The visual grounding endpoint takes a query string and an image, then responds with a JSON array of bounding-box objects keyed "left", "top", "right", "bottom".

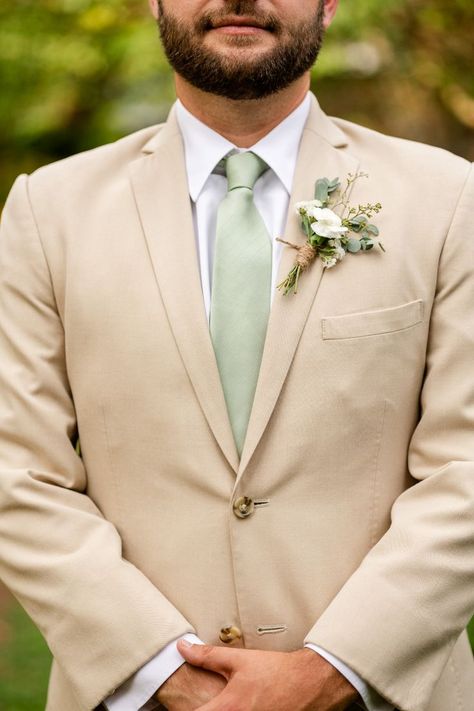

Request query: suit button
[
  {"left": 233, "top": 496, "right": 255, "bottom": 519},
  {"left": 219, "top": 625, "right": 242, "bottom": 644}
]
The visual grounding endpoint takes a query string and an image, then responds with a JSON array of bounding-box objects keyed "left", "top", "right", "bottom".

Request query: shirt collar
[{"left": 175, "top": 92, "right": 311, "bottom": 202}]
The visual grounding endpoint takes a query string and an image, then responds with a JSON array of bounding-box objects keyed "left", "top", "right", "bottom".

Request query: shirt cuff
[
  {"left": 103, "top": 633, "right": 204, "bottom": 711},
  {"left": 304, "top": 644, "right": 394, "bottom": 711}
]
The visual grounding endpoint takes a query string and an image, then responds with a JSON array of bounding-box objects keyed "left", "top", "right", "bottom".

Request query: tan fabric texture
[{"left": 0, "top": 94, "right": 473, "bottom": 711}]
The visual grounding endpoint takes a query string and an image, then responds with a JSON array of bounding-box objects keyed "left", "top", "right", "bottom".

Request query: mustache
[{"left": 197, "top": 1, "right": 281, "bottom": 33}]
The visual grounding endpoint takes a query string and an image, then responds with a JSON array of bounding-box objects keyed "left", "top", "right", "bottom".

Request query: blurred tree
[
  {"left": 0, "top": 0, "right": 174, "bottom": 200},
  {"left": 314, "top": 0, "right": 474, "bottom": 160},
  {"left": 0, "top": 0, "right": 473, "bottom": 204}
]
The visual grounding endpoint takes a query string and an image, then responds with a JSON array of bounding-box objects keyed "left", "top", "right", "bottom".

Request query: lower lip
[{"left": 212, "top": 25, "right": 267, "bottom": 35}]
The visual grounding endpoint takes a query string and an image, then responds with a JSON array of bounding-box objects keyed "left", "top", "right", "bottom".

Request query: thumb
[{"left": 177, "top": 640, "right": 237, "bottom": 677}]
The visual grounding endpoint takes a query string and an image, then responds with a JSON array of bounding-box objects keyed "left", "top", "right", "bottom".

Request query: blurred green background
[
  {"left": 1, "top": 0, "right": 474, "bottom": 207},
  {"left": 0, "top": 0, "right": 473, "bottom": 708}
]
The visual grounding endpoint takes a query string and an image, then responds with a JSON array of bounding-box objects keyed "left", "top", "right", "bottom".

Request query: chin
[{"left": 205, "top": 34, "right": 275, "bottom": 59}]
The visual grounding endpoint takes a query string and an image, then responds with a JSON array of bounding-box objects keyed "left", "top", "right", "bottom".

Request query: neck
[{"left": 175, "top": 74, "right": 311, "bottom": 148}]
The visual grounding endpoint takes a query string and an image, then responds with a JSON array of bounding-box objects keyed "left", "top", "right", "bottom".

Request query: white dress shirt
[{"left": 105, "top": 94, "right": 392, "bottom": 711}]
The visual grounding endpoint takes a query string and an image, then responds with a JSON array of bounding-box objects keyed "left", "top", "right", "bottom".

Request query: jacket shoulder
[{"left": 332, "top": 116, "right": 471, "bottom": 177}]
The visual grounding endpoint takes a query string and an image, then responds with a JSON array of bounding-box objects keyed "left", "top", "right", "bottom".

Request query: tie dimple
[{"left": 225, "top": 151, "right": 268, "bottom": 191}]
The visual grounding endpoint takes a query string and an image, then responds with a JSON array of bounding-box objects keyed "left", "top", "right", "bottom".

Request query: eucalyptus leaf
[
  {"left": 327, "top": 177, "right": 341, "bottom": 194},
  {"left": 347, "top": 238, "right": 362, "bottom": 253},
  {"left": 366, "top": 224, "right": 380, "bottom": 236},
  {"left": 314, "top": 177, "right": 330, "bottom": 203}
]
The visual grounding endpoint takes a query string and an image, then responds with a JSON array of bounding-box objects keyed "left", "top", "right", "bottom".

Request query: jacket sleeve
[
  {"left": 304, "top": 164, "right": 474, "bottom": 711},
  {"left": 0, "top": 175, "right": 195, "bottom": 710}
]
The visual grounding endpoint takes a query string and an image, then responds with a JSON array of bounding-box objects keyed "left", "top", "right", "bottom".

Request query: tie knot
[{"left": 225, "top": 151, "right": 267, "bottom": 192}]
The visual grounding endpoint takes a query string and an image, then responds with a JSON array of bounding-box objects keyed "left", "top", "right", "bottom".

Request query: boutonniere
[{"left": 276, "top": 173, "right": 384, "bottom": 295}]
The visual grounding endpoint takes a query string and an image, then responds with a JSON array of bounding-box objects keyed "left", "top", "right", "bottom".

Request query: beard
[{"left": 156, "top": 0, "right": 326, "bottom": 100}]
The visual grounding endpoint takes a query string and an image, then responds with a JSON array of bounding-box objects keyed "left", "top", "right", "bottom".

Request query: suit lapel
[
  {"left": 237, "top": 99, "right": 360, "bottom": 478},
  {"left": 128, "top": 96, "right": 359, "bottom": 480},
  {"left": 129, "top": 110, "right": 240, "bottom": 474}
]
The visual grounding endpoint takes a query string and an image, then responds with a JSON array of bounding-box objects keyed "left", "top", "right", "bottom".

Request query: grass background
[{"left": 0, "top": 596, "right": 52, "bottom": 711}]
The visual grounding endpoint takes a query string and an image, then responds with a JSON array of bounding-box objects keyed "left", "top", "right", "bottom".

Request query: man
[{"left": 0, "top": 0, "right": 473, "bottom": 710}]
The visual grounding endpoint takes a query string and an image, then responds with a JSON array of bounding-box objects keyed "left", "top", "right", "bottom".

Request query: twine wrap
[
  {"left": 295, "top": 242, "right": 317, "bottom": 270},
  {"left": 276, "top": 238, "right": 317, "bottom": 271}
]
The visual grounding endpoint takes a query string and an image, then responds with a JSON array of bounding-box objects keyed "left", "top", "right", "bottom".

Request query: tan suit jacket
[{"left": 0, "top": 94, "right": 473, "bottom": 711}]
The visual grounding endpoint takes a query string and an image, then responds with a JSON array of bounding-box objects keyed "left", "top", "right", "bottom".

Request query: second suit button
[
  {"left": 233, "top": 496, "right": 255, "bottom": 518},
  {"left": 219, "top": 625, "right": 242, "bottom": 643}
]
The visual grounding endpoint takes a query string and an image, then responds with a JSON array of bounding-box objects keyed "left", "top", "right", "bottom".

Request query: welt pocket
[{"left": 321, "top": 299, "right": 424, "bottom": 340}]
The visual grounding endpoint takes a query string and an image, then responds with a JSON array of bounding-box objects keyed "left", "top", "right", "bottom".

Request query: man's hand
[
  {"left": 155, "top": 660, "right": 226, "bottom": 711},
  {"left": 177, "top": 640, "right": 360, "bottom": 711}
]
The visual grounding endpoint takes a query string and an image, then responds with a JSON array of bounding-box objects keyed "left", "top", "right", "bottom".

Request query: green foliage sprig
[{"left": 277, "top": 173, "right": 384, "bottom": 295}]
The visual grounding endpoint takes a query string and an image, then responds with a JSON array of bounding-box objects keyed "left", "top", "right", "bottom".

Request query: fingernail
[{"left": 180, "top": 639, "right": 193, "bottom": 648}]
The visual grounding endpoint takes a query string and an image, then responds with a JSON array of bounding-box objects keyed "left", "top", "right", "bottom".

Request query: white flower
[
  {"left": 295, "top": 199, "right": 323, "bottom": 216},
  {"left": 322, "top": 256, "right": 338, "bottom": 269},
  {"left": 311, "top": 208, "right": 348, "bottom": 238},
  {"left": 334, "top": 244, "right": 346, "bottom": 261}
]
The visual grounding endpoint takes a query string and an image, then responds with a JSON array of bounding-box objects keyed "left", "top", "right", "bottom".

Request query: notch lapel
[
  {"left": 237, "top": 100, "right": 360, "bottom": 479},
  {"left": 129, "top": 110, "right": 240, "bottom": 474}
]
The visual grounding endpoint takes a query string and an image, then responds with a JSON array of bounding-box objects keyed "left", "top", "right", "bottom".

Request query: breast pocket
[{"left": 321, "top": 299, "right": 424, "bottom": 340}]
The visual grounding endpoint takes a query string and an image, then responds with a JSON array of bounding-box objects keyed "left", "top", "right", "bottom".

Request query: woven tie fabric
[{"left": 210, "top": 151, "right": 272, "bottom": 456}]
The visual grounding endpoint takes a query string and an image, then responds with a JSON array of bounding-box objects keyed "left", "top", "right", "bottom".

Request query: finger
[{"left": 177, "top": 640, "right": 237, "bottom": 677}]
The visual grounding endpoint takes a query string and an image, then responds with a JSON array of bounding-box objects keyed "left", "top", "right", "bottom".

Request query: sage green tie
[{"left": 210, "top": 151, "right": 272, "bottom": 456}]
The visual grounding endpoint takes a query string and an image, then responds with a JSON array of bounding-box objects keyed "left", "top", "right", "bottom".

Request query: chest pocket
[{"left": 321, "top": 299, "right": 424, "bottom": 340}]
